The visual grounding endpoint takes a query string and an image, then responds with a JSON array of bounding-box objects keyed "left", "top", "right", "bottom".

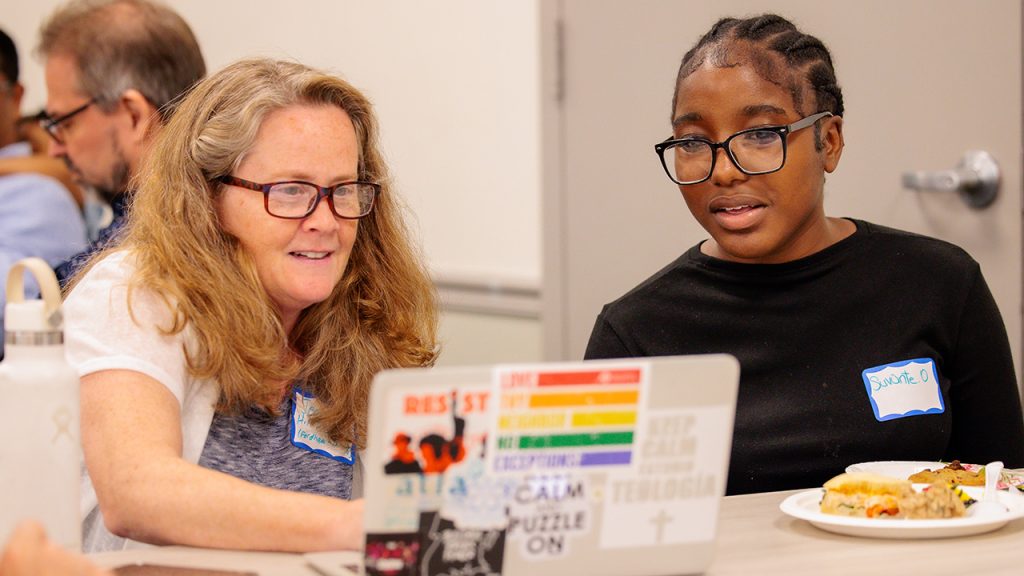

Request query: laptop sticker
[
  {"left": 417, "top": 511, "right": 507, "bottom": 576},
  {"left": 862, "top": 358, "right": 944, "bottom": 421},
  {"left": 600, "top": 406, "right": 731, "bottom": 548},
  {"left": 505, "top": 473, "right": 590, "bottom": 560},
  {"left": 488, "top": 365, "right": 649, "bottom": 475},
  {"left": 379, "top": 385, "right": 494, "bottom": 532},
  {"left": 364, "top": 532, "right": 420, "bottom": 576},
  {"left": 442, "top": 456, "right": 515, "bottom": 530}
]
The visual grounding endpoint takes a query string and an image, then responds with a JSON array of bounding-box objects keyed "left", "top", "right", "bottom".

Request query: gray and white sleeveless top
[{"left": 198, "top": 385, "right": 354, "bottom": 498}]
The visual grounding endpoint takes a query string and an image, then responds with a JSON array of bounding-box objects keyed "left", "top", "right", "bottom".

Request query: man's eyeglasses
[
  {"left": 654, "top": 111, "right": 833, "bottom": 185},
  {"left": 218, "top": 175, "right": 380, "bottom": 220},
  {"left": 39, "top": 98, "right": 96, "bottom": 145}
]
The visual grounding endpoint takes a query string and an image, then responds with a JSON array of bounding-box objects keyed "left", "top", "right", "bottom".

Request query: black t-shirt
[{"left": 585, "top": 219, "right": 1024, "bottom": 495}]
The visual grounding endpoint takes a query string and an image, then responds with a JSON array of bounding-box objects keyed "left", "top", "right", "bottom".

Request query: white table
[{"left": 91, "top": 490, "right": 1024, "bottom": 575}]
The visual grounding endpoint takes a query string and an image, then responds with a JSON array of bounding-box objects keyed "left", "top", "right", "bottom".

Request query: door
[{"left": 543, "top": 0, "right": 1023, "bottom": 391}]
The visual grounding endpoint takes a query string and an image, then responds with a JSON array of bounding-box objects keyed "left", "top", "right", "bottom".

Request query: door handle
[{"left": 901, "top": 150, "right": 1000, "bottom": 209}]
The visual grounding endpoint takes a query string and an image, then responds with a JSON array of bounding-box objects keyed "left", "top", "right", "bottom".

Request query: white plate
[
  {"left": 844, "top": 460, "right": 947, "bottom": 478},
  {"left": 779, "top": 486, "right": 1024, "bottom": 539}
]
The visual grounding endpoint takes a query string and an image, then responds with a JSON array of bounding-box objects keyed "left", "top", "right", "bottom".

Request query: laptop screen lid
[{"left": 356, "top": 354, "right": 739, "bottom": 576}]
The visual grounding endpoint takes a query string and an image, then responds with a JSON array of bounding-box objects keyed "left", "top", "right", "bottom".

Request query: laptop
[{"left": 307, "top": 354, "right": 739, "bottom": 576}]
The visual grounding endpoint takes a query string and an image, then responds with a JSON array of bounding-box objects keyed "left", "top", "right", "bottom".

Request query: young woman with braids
[
  {"left": 63, "top": 59, "right": 437, "bottom": 551},
  {"left": 585, "top": 14, "right": 1024, "bottom": 495}
]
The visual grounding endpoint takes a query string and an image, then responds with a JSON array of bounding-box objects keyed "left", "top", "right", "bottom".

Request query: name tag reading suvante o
[
  {"left": 862, "top": 358, "right": 945, "bottom": 422},
  {"left": 290, "top": 389, "right": 355, "bottom": 463}
]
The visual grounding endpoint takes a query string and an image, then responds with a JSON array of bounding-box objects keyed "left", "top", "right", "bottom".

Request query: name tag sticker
[
  {"left": 862, "top": 358, "right": 944, "bottom": 422},
  {"left": 291, "top": 390, "right": 355, "bottom": 464}
]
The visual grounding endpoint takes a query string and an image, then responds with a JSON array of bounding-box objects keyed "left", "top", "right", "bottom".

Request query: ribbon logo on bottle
[{"left": 52, "top": 406, "right": 74, "bottom": 444}]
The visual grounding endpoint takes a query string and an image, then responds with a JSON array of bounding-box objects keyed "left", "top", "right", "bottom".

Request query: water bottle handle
[{"left": 6, "top": 257, "right": 64, "bottom": 329}]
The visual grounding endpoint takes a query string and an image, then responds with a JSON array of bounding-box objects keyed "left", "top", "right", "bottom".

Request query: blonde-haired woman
[{"left": 64, "top": 58, "right": 437, "bottom": 552}]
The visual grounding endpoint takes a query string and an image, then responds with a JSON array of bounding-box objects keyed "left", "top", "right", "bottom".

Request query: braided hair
[{"left": 672, "top": 14, "right": 844, "bottom": 140}]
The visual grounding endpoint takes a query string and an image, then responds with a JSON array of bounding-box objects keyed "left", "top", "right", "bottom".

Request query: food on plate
[
  {"left": 819, "top": 472, "right": 966, "bottom": 519},
  {"left": 908, "top": 460, "right": 985, "bottom": 486},
  {"left": 900, "top": 483, "right": 971, "bottom": 519},
  {"left": 821, "top": 472, "right": 908, "bottom": 517}
]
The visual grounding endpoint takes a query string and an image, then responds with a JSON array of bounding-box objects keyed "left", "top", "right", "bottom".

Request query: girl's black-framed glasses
[{"left": 655, "top": 111, "right": 833, "bottom": 185}]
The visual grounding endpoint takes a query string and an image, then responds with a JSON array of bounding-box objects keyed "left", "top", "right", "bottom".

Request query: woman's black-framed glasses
[
  {"left": 39, "top": 98, "right": 96, "bottom": 145},
  {"left": 218, "top": 175, "right": 379, "bottom": 220},
  {"left": 654, "top": 111, "right": 833, "bottom": 185}
]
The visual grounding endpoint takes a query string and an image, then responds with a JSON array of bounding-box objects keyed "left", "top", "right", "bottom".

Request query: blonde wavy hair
[{"left": 113, "top": 58, "right": 437, "bottom": 448}]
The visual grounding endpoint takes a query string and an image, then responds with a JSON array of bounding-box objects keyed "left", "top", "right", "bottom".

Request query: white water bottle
[{"left": 0, "top": 257, "right": 81, "bottom": 551}]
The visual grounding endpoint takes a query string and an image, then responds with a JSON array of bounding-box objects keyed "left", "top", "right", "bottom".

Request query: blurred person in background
[
  {"left": 0, "top": 114, "right": 83, "bottom": 208},
  {"left": 0, "top": 27, "right": 85, "bottom": 359},
  {"left": 36, "top": 0, "right": 205, "bottom": 285}
]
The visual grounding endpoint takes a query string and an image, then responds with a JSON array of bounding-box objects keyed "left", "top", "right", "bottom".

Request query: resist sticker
[{"left": 862, "top": 358, "right": 944, "bottom": 422}]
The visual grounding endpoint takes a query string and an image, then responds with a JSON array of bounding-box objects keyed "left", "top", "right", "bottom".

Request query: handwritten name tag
[
  {"left": 291, "top": 390, "right": 355, "bottom": 463},
  {"left": 862, "top": 358, "right": 944, "bottom": 422}
]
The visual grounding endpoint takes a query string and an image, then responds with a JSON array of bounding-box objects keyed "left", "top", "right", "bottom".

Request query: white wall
[{"left": 436, "top": 311, "right": 542, "bottom": 367}]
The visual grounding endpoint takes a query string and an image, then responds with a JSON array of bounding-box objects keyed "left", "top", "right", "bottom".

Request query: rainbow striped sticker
[{"left": 489, "top": 364, "right": 648, "bottom": 474}]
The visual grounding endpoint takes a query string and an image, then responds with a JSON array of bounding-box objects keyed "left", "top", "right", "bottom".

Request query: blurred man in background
[{"left": 37, "top": 0, "right": 205, "bottom": 284}]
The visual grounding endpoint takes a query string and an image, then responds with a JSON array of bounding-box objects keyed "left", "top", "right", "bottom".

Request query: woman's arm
[{"left": 81, "top": 369, "right": 363, "bottom": 551}]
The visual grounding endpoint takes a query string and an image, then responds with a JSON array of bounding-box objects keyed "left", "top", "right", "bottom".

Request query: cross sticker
[{"left": 650, "top": 509, "right": 674, "bottom": 543}]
